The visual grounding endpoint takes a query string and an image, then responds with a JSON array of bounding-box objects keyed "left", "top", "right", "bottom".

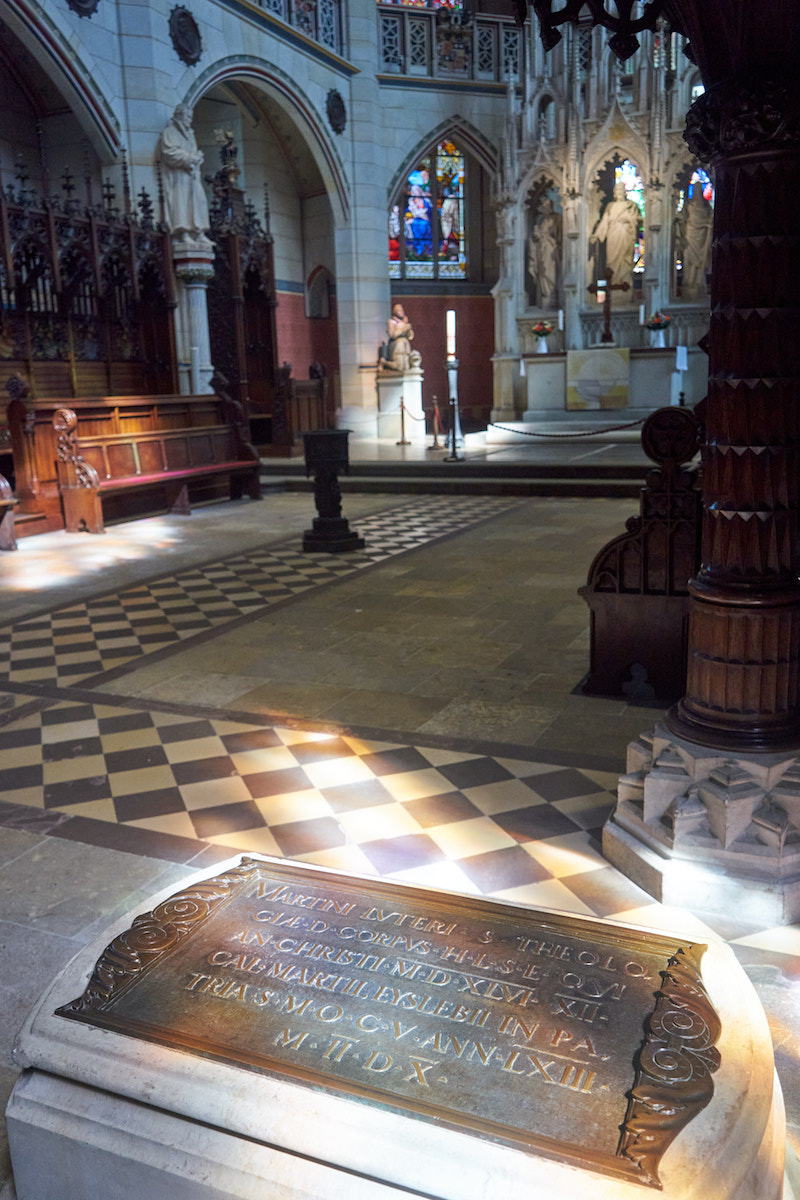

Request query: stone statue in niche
[
  {"left": 159, "top": 105, "right": 210, "bottom": 240},
  {"left": 675, "top": 189, "right": 713, "bottom": 301},
  {"left": 527, "top": 194, "right": 562, "bottom": 308},
  {"left": 590, "top": 180, "right": 641, "bottom": 301},
  {"left": 379, "top": 303, "right": 421, "bottom": 372}
]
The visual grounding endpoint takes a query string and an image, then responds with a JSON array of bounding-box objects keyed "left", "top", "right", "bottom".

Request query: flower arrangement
[
  {"left": 646, "top": 312, "right": 671, "bottom": 331},
  {"left": 531, "top": 320, "right": 553, "bottom": 339}
]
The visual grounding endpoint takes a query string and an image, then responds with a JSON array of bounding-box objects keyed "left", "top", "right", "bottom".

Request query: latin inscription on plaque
[{"left": 58, "top": 858, "right": 720, "bottom": 1187}]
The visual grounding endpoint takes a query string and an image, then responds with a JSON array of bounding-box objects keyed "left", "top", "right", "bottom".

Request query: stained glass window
[{"left": 389, "top": 141, "right": 466, "bottom": 280}]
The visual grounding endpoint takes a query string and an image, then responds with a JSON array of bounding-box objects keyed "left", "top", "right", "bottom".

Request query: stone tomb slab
[{"left": 7, "top": 856, "right": 785, "bottom": 1199}]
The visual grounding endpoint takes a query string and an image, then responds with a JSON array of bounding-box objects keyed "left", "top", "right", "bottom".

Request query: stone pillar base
[
  {"left": 376, "top": 368, "right": 425, "bottom": 442},
  {"left": 604, "top": 722, "right": 800, "bottom": 924}
]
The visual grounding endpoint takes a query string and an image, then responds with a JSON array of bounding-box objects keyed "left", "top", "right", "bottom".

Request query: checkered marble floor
[
  {"left": 0, "top": 497, "right": 517, "bottom": 689},
  {"left": 0, "top": 492, "right": 797, "bottom": 982}
]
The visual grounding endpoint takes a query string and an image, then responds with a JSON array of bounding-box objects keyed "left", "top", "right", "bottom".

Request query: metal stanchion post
[
  {"left": 428, "top": 394, "right": 442, "bottom": 451},
  {"left": 396, "top": 396, "right": 410, "bottom": 446},
  {"left": 443, "top": 358, "right": 463, "bottom": 463}
]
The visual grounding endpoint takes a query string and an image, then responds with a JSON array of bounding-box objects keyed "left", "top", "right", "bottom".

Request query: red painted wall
[
  {"left": 392, "top": 294, "right": 494, "bottom": 429},
  {"left": 275, "top": 290, "right": 341, "bottom": 405}
]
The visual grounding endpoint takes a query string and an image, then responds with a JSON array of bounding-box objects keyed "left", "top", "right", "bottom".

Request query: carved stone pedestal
[
  {"left": 604, "top": 723, "right": 800, "bottom": 925},
  {"left": 376, "top": 366, "right": 425, "bottom": 442},
  {"left": 172, "top": 236, "right": 215, "bottom": 395}
]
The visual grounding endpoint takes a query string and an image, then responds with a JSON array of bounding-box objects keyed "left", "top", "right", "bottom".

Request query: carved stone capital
[{"left": 685, "top": 77, "right": 800, "bottom": 164}]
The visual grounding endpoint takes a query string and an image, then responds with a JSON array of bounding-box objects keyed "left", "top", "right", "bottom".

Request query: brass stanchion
[{"left": 396, "top": 396, "right": 410, "bottom": 446}]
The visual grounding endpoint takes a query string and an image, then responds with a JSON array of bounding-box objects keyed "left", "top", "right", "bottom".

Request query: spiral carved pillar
[
  {"left": 666, "top": 80, "right": 800, "bottom": 751},
  {"left": 603, "top": 77, "right": 800, "bottom": 922}
]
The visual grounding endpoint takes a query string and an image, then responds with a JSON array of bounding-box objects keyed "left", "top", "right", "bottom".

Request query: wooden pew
[
  {"left": 50, "top": 390, "right": 261, "bottom": 534},
  {"left": 0, "top": 473, "right": 17, "bottom": 550}
]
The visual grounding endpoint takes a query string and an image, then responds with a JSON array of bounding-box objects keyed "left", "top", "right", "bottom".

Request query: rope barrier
[{"left": 488, "top": 418, "right": 645, "bottom": 440}]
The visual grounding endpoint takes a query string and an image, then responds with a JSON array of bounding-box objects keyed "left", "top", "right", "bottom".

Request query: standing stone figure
[
  {"left": 676, "top": 188, "right": 713, "bottom": 301},
  {"left": 590, "top": 180, "right": 641, "bottom": 299},
  {"left": 379, "top": 303, "right": 419, "bottom": 372},
  {"left": 159, "top": 105, "right": 210, "bottom": 238},
  {"left": 527, "top": 195, "right": 562, "bottom": 308}
]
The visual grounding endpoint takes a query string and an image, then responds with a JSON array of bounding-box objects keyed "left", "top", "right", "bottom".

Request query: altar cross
[{"left": 587, "top": 268, "right": 630, "bottom": 343}]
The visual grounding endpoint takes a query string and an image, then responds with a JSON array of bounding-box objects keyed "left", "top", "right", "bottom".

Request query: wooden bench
[
  {"left": 0, "top": 473, "right": 17, "bottom": 550},
  {"left": 52, "top": 396, "right": 261, "bottom": 534}
]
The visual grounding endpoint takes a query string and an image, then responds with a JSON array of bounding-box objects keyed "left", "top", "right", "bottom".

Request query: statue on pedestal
[
  {"left": 527, "top": 196, "right": 562, "bottom": 308},
  {"left": 590, "top": 181, "right": 641, "bottom": 301},
  {"left": 379, "top": 303, "right": 420, "bottom": 372},
  {"left": 675, "top": 189, "right": 713, "bottom": 301},
  {"left": 159, "top": 105, "right": 210, "bottom": 239}
]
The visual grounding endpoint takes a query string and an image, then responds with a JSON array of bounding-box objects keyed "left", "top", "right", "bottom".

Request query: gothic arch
[
  {"left": 185, "top": 58, "right": 349, "bottom": 223},
  {"left": 2, "top": 0, "right": 121, "bottom": 158},
  {"left": 387, "top": 117, "right": 497, "bottom": 207}
]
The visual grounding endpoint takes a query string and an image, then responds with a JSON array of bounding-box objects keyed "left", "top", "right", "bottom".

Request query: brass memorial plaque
[{"left": 57, "top": 857, "right": 720, "bottom": 1188}]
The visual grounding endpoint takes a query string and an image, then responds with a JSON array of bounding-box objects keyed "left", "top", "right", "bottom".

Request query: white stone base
[
  {"left": 605, "top": 722, "right": 800, "bottom": 924},
  {"left": 376, "top": 368, "right": 426, "bottom": 443},
  {"left": 6, "top": 859, "right": 786, "bottom": 1200}
]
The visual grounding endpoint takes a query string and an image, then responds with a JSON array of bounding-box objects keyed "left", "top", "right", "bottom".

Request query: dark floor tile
[
  {"left": 105, "top": 744, "right": 169, "bottom": 774},
  {"left": 492, "top": 805, "right": 581, "bottom": 842},
  {"left": 558, "top": 866, "right": 652, "bottom": 918},
  {"left": 289, "top": 737, "right": 359, "bottom": 764},
  {"left": 158, "top": 719, "right": 217, "bottom": 744},
  {"left": 457, "top": 845, "right": 551, "bottom": 893},
  {"left": 220, "top": 728, "right": 282, "bottom": 753},
  {"left": 270, "top": 817, "right": 346, "bottom": 857},
  {"left": 358, "top": 747, "right": 436, "bottom": 776},
  {"left": 138, "top": 631, "right": 180, "bottom": 645},
  {"left": 525, "top": 768, "right": 614, "bottom": 803},
  {"left": 43, "top": 774, "right": 109, "bottom": 808},
  {"left": 0, "top": 726, "right": 43, "bottom": 750},
  {"left": 1, "top": 763, "right": 44, "bottom": 790},
  {"left": 12, "top": 656, "right": 57, "bottom": 672},
  {"left": 49, "top": 815, "right": 204, "bottom": 861},
  {"left": 172, "top": 755, "right": 237, "bottom": 784},
  {"left": 552, "top": 797, "right": 615, "bottom": 830},
  {"left": 59, "top": 661, "right": 104, "bottom": 677},
  {"left": 41, "top": 704, "right": 98, "bottom": 726},
  {"left": 0, "top": 804, "right": 70, "bottom": 834},
  {"left": 190, "top": 800, "right": 267, "bottom": 839},
  {"left": 97, "top": 712, "right": 155, "bottom": 734},
  {"left": 360, "top": 833, "right": 446, "bottom": 874},
  {"left": 437, "top": 757, "right": 515, "bottom": 790},
  {"left": 114, "top": 787, "right": 186, "bottom": 823},
  {"left": 42, "top": 736, "right": 103, "bottom": 763},
  {"left": 402, "top": 791, "right": 482, "bottom": 828},
  {"left": 321, "top": 778, "right": 395, "bottom": 812},
  {"left": 243, "top": 766, "right": 314, "bottom": 799}
]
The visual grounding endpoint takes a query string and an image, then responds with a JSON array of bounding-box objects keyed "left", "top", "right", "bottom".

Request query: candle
[
  {"left": 446, "top": 310, "right": 456, "bottom": 360},
  {"left": 558, "top": 308, "right": 564, "bottom": 331},
  {"left": 675, "top": 345, "right": 688, "bottom": 373},
  {"left": 639, "top": 304, "right": 646, "bottom": 325}
]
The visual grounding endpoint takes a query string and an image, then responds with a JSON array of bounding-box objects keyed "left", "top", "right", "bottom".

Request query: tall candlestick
[
  {"left": 639, "top": 303, "right": 646, "bottom": 325},
  {"left": 446, "top": 309, "right": 456, "bottom": 360},
  {"left": 558, "top": 308, "right": 564, "bottom": 331}
]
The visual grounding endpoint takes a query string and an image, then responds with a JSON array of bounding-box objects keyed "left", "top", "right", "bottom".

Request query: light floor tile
[
  {"left": 162, "top": 736, "right": 228, "bottom": 764},
  {"left": 179, "top": 776, "right": 254, "bottom": 811},
  {"left": 41, "top": 719, "right": 99, "bottom": 743},
  {"left": 388, "top": 861, "right": 482, "bottom": 896},
  {"left": 523, "top": 833, "right": 607, "bottom": 878},
  {"left": 43, "top": 756, "right": 108, "bottom": 785},
  {"left": 100, "top": 729, "right": 162, "bottom": 753},
  {"left": 2, "top": 745, "right": 43, "bottom": 767},
  {"left": 379, "top": 768, "right": 455, "bottom": 803},
  {"left": 254, "top": 789, "right": 332, "bottom": 827},
  {"left": 603, "top": 903, "right": 720, "bottom": 942},
  {"left": 107, "top": 764, "right": 177, "bottom": 796},
  {"left": 229, "top": 746, "right": 299, "bottom": 775},
  {"left": 416, "top": 747, "right": 481, "bottom": 768},
  {"left": 337, "top": 803, "right": 424, "bottom": 844},
  {"left": 128, "top": 812, "right": 197, "bottom": 839},
  {"left": 57, "top": 798, "right": 118, "bottom": 823},
  {"left": 426, "top": 816, "right": 518, "bottom": 859},
  {"left": 302, "top": 756, "right": 377, "bottom": 790},
  {"left": 494, "top": 757, "right": 562, "bottom": 778},
  {"left": 275, "top": 728, "right": 342, "bottom": 746},
  {"left": 491, "top": 879, "right": 598, "bottom": 915},
  {"left": 294, "top": 845, "right": 379, "bottom": 874},
  {"left": 462, "top": 778, "right": 547, "bottom": 815},
  {"left": 731, "top": 926, "right": 800, "bottom": 955},
  {"left": 3, "top": 788, "right": 45, "bottom": 808},
  {"left": 206, "top": 828, "right": 283, "bottom": 856},
  {"left": 342, "top": 737, "right": 404, "bottom": 755}
]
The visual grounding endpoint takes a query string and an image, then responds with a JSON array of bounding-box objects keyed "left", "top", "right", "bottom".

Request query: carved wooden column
[{"left": 666, "top": 80, "right": 800, "bottom": 752}]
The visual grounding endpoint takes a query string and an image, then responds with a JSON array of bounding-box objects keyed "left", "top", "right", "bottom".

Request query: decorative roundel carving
[
  {"left": 326, "top": 90, "right": 347, "bottom": 135},
  {"left": 66, "top": 0, "right": 100, "bottom": 16},
  {"left": 641, "top": 406, "right": 700, "bottom": 468},
  {"left": 169, "top": 6, "right": 203, "bottom": 66}
]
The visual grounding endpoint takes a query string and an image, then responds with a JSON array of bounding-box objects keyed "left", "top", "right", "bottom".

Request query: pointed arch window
[{"left": 389, "top": 140, "right": 466, "bottom": 280}]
